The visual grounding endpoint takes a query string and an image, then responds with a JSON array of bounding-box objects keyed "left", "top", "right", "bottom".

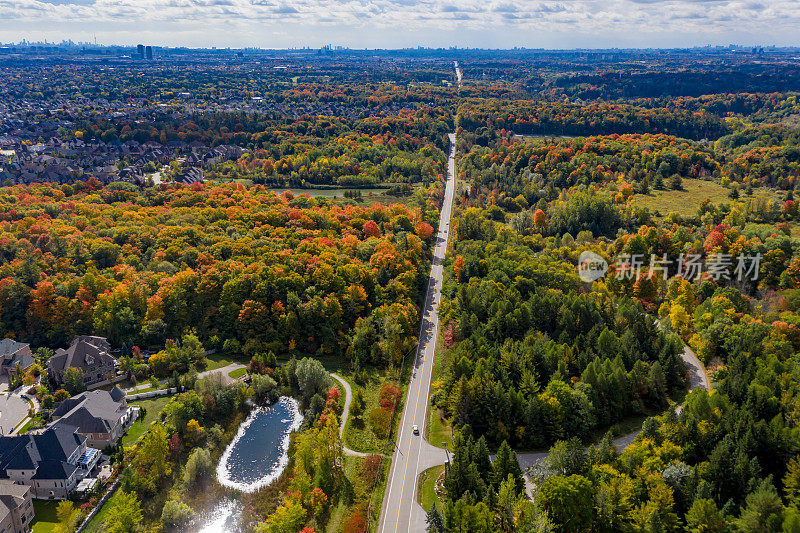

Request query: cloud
[{"left": 2, "top": 0, "right": 799, "bottom": 47}]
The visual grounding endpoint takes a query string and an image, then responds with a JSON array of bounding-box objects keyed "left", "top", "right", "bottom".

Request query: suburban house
[
  {"left": 0, "top": 340, "right": 34, "bottom": 379},
  {"left": 0, "top": 482, "right": 33, "bottom": 533},
  {"left": 47, "top": 336, "right": 117, "bottom": 388},
  {"left": 50, "top": 387, "right": 133, "bottom": 448},
  {"left": 0, "top": 425, "right": 99, "bottom": 500}
]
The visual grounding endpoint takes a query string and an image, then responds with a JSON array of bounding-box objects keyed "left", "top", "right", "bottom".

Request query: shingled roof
[
  {"left": 0, "top": 425, "right": 85, "bottom": 481},
  {"left": 51, "top": 389, "right": 128, "bottom": 435},
  {"left": 47, "top": 336, "right": 116, "bottom": 376}
]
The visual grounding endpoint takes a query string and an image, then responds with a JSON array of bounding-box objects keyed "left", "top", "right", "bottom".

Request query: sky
[{"left": 0, "top": 0, "right": 797, "bottom": 49}]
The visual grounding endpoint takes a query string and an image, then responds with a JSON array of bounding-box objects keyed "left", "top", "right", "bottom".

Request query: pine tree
[
  {"left": 426, "top": 502, "right": 444, "bottom": 533},
  {"left": 473, "top": 436, "right": 492, "bottom": 479},
  {"left": 492, "top": 440, "right": 524, "bottom": 494}
]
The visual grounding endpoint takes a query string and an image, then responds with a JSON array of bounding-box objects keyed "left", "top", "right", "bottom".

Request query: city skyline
[{"left": 0, "top": 0, "right": 797, "bottom": 50}]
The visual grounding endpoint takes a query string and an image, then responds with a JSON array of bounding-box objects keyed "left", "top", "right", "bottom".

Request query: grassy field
[
  {"left": 426, "top": 288, "right": 454, "bottom": 451},
  {"left": 417, "top": 465, "right": 445, "bottom": 512},
  {"left": 632, "top": 179, "right": 731, "bottom": 217},
  {"left": 266, "top": 187, "right": 390, "bottom": 198},
  {"left": 326, "top": 454, "right": 361, "bottom": 533},
  {"left": 204, "top": 352, "right": 238, "bottom": 370},
  {"left": 31, "top": 500, "right": 60, "bottom": 533},
  {"left": 632, "top": 179, "right": 786, "bottom": 218},
  {"left": 122, "top": 395, "right": 172, "bottom": 446},
  {"left": 343, "top": 372, "right": 398, "bottom": 455},
  {"left": 228, "top": 367, "right": 247, "bottom": 379}
]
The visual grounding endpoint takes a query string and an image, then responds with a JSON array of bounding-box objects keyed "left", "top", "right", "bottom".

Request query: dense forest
[
  {"left": 0, "top": 180, "right": 441, "bottom": 368},
  {"left": 7, "top": 49, "right": 800, "bottom": 533},
  {"left": 428, "top": 85, "right": 800, "bottom": 530}
]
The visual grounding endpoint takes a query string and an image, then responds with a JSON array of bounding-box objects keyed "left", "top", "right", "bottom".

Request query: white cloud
[{"left": 0, "top": 0, "right": 797, "bottom": 47}]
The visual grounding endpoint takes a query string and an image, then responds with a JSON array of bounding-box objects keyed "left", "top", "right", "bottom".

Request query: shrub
[
  {"left": 369, "top": 408, "right": 390, "bottom": 439},
  {"left": 184, "top": 447, "right": 213, "bottom": 486},
  {"left": 162, "top": 500, "right": 195, "bottom": 528}
]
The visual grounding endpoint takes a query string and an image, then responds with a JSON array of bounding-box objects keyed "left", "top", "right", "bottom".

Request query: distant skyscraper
[
  {"left": 145, "top": 46, "right": 153, "bottom": 60},
  {"left": 136, "top": 44, "right": 144, "bottom": 59}
]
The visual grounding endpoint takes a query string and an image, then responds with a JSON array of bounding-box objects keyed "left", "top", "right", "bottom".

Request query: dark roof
[
  {"left": 0, "top": 338, "right": 28, "bottom": 357},
  {"left": 31, "top": 425, "right": 84, "bottom": 462},
  {"left": 1, "top": 351, "right": 34, "bottom": 370},
  {"left": 48, "top": 336, "right": 116, "bottom": 376},
  {"left": 0, "top": 483, "right": 30, "bottom": 517},
  {"left": 0, "top": 426, "right": 85, "bottom": 481},
  {"left": 51, "top": 390, "right": 128, "bottom": 435},
  {"left": 109, "top": 386, "right": 125, "bottom": 402},
  {"left": 31, "top": 460, "right": 78, "bottom": 480}
]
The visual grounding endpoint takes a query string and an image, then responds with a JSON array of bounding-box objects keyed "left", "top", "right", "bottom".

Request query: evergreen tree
[
  {"left": 426, "top": 502, "right": 444, "bottom": 533},
  {"left": 492, "top": 440, "right": 524, "bottom": 494}
]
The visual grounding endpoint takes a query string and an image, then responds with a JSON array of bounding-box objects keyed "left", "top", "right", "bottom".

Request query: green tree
[
  {"left": 258, "top": 499, "right": 306, "bottom": 533},
  {"left": 734, "top": 483, "right": 784, "bottom": 533},
  {"left": 686, "top": 498, "right": 727, "bottom": 533},
  {"left": 498, "top": 474, "right": 518, "bottom": 531},
  {"left": 426, "top": 502, "right": 445, "bottom": 533},
  {"left": 162, "top": 500, "right": 195, "bottom": 529},
  {"left": 104, "top": 491, "right": 143, "bottom": 533},
  {"left": 63, "top": 367, "right": 86, "bottom": 395},
  {"left": 184, "top": 447, "right": 213, "bottom": 486},
  {"left": 53, "top": 501, "right": 80, "bottom": 533},
  {"left": 537, "top": 474, "right": 594, "bottom": 533},
  {"left": 251, "top": 373, "right": 278, "bottom": 403},
  {"left": 492, "top": 440, "right": 524, "bottom": 494}
]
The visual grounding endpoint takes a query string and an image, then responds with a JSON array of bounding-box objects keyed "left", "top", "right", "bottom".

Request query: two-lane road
[{"left": 378, "top": 133, "right": 456, "bottom": 533}]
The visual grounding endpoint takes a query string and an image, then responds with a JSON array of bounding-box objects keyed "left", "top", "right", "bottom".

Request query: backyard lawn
[
  {"left": 31, "top": 500, "right": 60, "bottom": 533},
  {"left": 83, "top": 489, "right": 126, "bottom": 533},
  {"left": 122, "top": 395, "right": 172, "bottom": 446}
]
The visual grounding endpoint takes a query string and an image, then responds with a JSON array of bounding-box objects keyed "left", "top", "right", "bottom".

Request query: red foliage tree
[{"left": 363, "top": 220, "right": 381, "bottom": 238}]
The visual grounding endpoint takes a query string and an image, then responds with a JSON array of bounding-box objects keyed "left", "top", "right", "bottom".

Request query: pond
[
  {"left": 217, "top": 396, "right": 303, "bottom": 492},
  {"left": 191, "top": 397, "right": 302, "bottom": 532},
  {"left": 194, "top": 499, "right": 243, "bottom": 533}
]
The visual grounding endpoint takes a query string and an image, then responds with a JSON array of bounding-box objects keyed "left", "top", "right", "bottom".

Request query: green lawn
[
  {"left": 31, "top": 500, "right": 60, "bottom": 533},
  {"left": 83, "top": 489, "right": 125, "bottom": 533},
  {"left": 326, "top": 454, "right": 361, "bottom": 533},
  {"left": 122, "top": 395, "right": 172, "bottom": 446},
  {"left": 417, "top": 465, "right": 445, "bottom": 512},
  {"left": 426, "top": 319, "right": 454, "bottom": 451},
  {"left": 228, "top": 367, "right": 247, "bottom": 379},
  {"left": 204, "top": 352, "right": 237, "bottom": 370}
]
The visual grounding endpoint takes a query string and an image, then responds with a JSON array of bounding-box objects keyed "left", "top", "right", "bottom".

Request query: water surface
[{"left": 216, "top": 396, "right": 303, "bottom": 492}]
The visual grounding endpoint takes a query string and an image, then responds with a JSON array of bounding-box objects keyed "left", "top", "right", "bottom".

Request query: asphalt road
[
  {"left": 0, "top": 393, "right": 29, "bottom": 435},
  {"left": 377, "top": 133, "right": 456, "bottom": 533},
  {"left": 374, "top": 131, "right": 712, "bottom": 523}
]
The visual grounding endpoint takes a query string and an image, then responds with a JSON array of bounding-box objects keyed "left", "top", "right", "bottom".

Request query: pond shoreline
[{"left": 192, "top": 396, "right": 303, "bottom": 532}]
